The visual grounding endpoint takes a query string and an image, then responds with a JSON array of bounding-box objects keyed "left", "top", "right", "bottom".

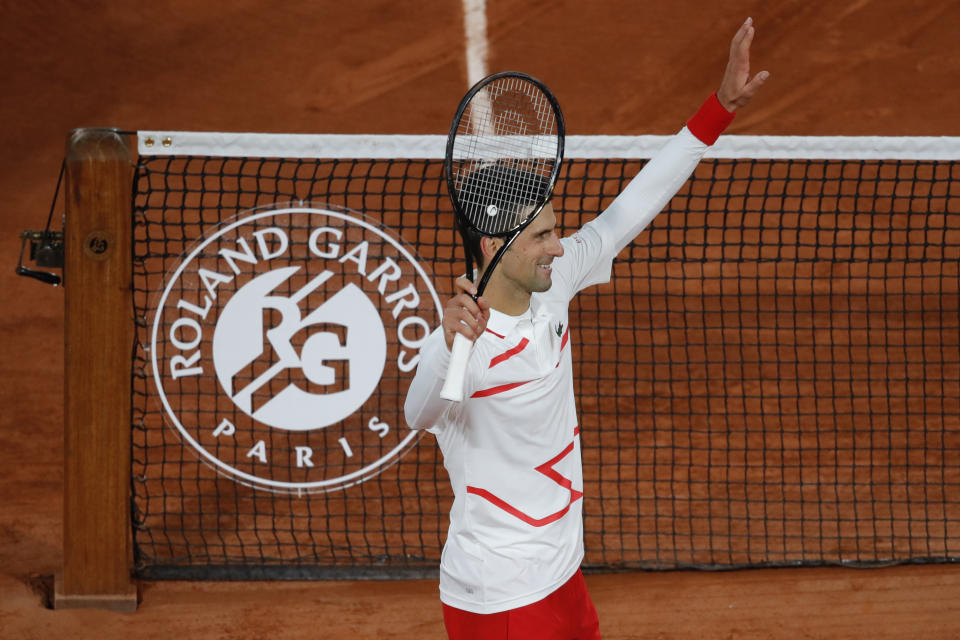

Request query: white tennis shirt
[{"left": 405, "top": 99, "right": 733, "bottom": 614}]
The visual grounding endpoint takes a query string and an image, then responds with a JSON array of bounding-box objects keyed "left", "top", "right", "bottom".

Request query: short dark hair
[{"left": 456, "top": 163, "right": 548, "bottom": 270}]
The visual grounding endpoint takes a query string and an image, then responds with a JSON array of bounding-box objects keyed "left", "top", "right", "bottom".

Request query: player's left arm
[{"left": 586, "top": 17, "right": 770, "bottom": 258}]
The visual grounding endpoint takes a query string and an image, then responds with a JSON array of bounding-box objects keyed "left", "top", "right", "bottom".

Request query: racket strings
[{"left": 452, "top": 76, "right": 560, "bottom": 236}]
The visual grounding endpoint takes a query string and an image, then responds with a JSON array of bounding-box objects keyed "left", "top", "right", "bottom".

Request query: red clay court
[{"left": 2, "top": 2, "right": 960, "bottom": 638}]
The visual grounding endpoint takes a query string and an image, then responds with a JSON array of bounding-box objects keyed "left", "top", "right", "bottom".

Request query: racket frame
[
  {"left": 444, "top": 70, "right": 565, "bottom": 295},
  {"left": 439, "top": 71, "right": 565, "bottom": 401}
]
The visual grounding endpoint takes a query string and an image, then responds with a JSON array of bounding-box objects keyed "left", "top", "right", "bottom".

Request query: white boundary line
[
  {"left": 462, "top": 0, "right": 488, "bottom": 86},
  {"left": 138, "top": 131, "right": 960, "bottom": 160}
]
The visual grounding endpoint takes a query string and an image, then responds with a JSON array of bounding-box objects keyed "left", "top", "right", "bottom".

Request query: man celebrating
[{"left": 405, "top": 18, "right": 769, "bottom": 640}]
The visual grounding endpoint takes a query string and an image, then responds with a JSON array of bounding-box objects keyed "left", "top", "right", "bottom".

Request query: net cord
[{"left": 137, "top": 132, "right": 960, "bottom": 160}]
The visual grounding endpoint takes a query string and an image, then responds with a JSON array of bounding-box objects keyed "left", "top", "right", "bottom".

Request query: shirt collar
[
  {"left": 485, "top": 306, "right": 532, "bottom": 338},
  {"left": 485, "top": 296, "right": 555, "bottom": 338}
]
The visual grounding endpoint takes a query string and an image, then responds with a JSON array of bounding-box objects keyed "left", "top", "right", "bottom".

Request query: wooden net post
[{"left": 53, "top": 128, "right": 138, "bottom": 612}]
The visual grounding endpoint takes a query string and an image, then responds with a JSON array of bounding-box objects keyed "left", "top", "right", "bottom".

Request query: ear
[{"left": 479, "top": 235, "right": 503, "bottom": 266}]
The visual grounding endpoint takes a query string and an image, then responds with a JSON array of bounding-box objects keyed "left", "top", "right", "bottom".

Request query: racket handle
[{"left": 439, "top": 332, "right": 473, "bottom": 402}]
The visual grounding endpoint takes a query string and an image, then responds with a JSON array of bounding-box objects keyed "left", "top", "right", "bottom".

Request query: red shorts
[{"left": 441, "top": 569, "right": 601, "bottom": 640}]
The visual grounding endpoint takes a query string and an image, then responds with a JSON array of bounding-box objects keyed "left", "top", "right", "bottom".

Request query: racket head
[{"left": 444, "top": 71, "right": 565, "bottom": 241}]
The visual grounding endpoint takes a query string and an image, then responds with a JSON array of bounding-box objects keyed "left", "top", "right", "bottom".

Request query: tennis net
[{"left": 130, "top": 132, "right": 960, "bottom": 578}]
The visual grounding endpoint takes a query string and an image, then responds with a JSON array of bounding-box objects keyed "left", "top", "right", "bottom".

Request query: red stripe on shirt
[
  {"left": 485, "top": 328, "right": 506, "bottom": 339},
  {"left": 489, "top": 338, "right": 529, "bottom": 368},
  {"left": 534, "top": 441, "right": 584, "bottom": 502},
  {"left": 469, "top": 379, "right": 534, "bottom": 398},
  {"left": 465, "top": 486, "right": 579, "bottom": 528},
  {"left": 555, "top": 326, "right": 571, "bottom": 368},
  {"left": 465, "top": 429, "right": 583, "bottom": 527}
]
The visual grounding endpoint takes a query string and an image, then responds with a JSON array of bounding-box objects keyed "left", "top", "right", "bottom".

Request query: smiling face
[{"left": 480, "top": 203, "right": 564, "bottom": 312}]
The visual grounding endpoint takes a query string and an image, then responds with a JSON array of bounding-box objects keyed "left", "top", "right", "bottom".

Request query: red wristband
[{"left": 686, "top": 92, "right": 735, "bottom": 145}]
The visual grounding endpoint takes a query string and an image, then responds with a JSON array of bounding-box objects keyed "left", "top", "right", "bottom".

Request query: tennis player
[{"left": 405, "top": 18, "right": 768, "bottom": 640}]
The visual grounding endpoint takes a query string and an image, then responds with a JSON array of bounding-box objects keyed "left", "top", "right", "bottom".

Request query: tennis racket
[{"left": 439, "top": 71, "right": 565, "bottom": 401}]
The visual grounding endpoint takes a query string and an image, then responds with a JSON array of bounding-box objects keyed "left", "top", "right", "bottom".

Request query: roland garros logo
[{"left": 150, "top": 205, "right": 441, "bottom": 493}]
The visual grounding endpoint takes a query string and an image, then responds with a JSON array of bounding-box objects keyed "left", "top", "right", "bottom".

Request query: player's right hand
[{"left": 442, "top": 277, "right": 490, "bottom": 350}]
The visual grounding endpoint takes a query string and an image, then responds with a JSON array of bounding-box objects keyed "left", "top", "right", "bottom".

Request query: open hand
[{"left": 717, "top": 17, "right": 770, "bottom": 112}]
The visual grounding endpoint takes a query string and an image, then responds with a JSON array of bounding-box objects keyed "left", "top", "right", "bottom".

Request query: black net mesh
[{"left": 131, "top": 150, "right": 960, "bottom": 578}]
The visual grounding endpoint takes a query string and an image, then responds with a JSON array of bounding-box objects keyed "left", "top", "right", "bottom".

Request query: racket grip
[{"left": 439, "top": 332, "right": 473, "bottom": 402}]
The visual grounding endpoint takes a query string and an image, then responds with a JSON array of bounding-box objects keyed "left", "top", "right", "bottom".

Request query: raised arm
[{"left": 587, "top": 18, "right": 769, "bottom": 256}]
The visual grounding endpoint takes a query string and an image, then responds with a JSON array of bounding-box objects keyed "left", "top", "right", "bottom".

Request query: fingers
[
  {"left": 743, "top": 70, "right": 770, "bottom": 99},
  {"left": 729, "top": 18, "right": 754, "bottom": 76},
  {"left": 442, "top": 285, "right": 490, "bottom": 349},
  {"left": 442, "top": 306, "right": 488, "bottom": 348},
  {"left": 730, "top": 16, "right": 753, "bottom": 58},
  {"left": 453, "top": 275, "right": 478, "bottom": 297},
  {"left": 717, "top": 17, "right": 769, "bottom": 111},
  {"left": 723, "top": 69, "right": 769, "bottom": 110}
]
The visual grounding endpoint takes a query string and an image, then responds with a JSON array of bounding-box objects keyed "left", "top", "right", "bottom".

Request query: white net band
[{"left": 138, "top": 131, "right": 960, "bottom": 160}]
